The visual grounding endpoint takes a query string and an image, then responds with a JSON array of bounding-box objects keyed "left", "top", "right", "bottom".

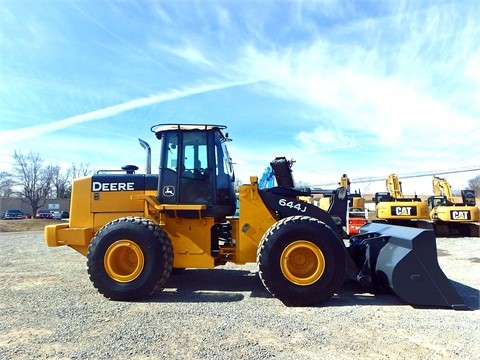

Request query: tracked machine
[
  {"left": 45, "top": 124, "right": 467, "bottom": 309},
  {"left": 373, "top": 174, "right": 432, "bottom": 229},
  {"left": 427, "top": 176, "right": 480, "bottom": 237}
]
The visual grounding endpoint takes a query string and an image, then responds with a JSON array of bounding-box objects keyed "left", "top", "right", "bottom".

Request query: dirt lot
[
  {"left": 1, "top": 219, "right": 480, "bottom": 359},
  {"left": 0, "top": 219, "right": 64, "bottom": 233}
]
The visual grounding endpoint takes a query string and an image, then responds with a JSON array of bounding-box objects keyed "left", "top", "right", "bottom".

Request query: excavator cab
[
  {"left": 373, "top": 192, "right": 392, "bottom": 203},
  {"left": 153, "top": 124, "right": 236, "bottom": 218},
  {"left": 462, "top": 190, "right": 476, "bottom": 206},
  {"left": 427, "top": 195, "right": 448, "bottom": 210}
]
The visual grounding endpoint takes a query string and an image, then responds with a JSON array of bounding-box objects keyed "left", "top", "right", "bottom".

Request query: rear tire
[
  {"left": 87, "top": 217, "right": 173, "bottom": 301},
  {"left": 257, "top": 216, "right": 346, "bottom": 306}
]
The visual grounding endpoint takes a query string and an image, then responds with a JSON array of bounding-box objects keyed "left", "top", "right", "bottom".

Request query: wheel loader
[{"left": 45, "top": 124, "right": 468, "bottom": 309}]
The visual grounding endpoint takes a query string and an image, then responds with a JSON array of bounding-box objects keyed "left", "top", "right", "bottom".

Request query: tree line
[
  {"left": 466, "top": 175, "right": 480, "bottom": 194},
  {"left": 0, "top": 150, "right": 93, "bottom": 217}
]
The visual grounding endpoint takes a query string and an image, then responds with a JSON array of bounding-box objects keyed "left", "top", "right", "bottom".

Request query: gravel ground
[{"left": 0, "top": 231, "right": 479, "bottom": 359}]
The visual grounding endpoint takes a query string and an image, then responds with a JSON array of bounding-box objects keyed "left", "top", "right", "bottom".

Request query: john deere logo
[
  {"left": 391, "top": 206, "right": 417, "bottom": 216},
  {"left": 163, "top": 186, "right": 175, "bottom": 197},
  {"left": 450, "top": 211, "right": 471, "bottom": 220}
]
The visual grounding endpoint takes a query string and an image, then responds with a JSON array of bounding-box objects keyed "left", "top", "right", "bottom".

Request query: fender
[{"left": 258, "top": 186, "right": 347, "bottom": 238}]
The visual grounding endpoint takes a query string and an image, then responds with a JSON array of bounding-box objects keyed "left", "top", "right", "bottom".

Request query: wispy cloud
[
  {"left": 154, "top": 43, "right": 214, "bottom": 67},
  {"left": 231, "top": 3, "right": 480, "bottom": 148},
  {"left": 1, "top": 1, "right": 478, "bottom": 194},
  {"left": 1, "top": 80, "right": 261, "bottom": 145}
]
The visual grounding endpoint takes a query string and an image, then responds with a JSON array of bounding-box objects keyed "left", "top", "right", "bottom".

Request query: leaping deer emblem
[{"left": 163, "top": 186, "right": 175, "bottom": 197}]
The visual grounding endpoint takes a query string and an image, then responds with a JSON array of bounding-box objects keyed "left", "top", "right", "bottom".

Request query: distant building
[{"left": 0, "top": 197, "right": 71, "bottom": 217}]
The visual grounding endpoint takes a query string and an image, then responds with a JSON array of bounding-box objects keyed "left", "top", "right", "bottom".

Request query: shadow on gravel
[
  {"left": 450, "top": 280, "right": 479, "bottom": 310},
  {"left": 329, "top": 279, "right": 479, "bottom": 311},
  {"left": 145, "top": 268, "right": 476, "bottom": 309},
  {"left": 147, "top": 268, "right": 269, "bottom": 303},
  {"left": 325, "top": 281, "right": 406, "bottom": 307}
]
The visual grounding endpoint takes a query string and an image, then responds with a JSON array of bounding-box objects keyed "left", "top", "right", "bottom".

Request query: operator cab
[
  {"left": 462, "top": 189, "right": 476, "bottom": 206},
  {"left": 427, "top": 195, "right": 448, "bottom": 210},
  {"left": 152, "top": 124, "right": 236, "bottom": 218},
  {"left": 373, "top": 192, "right": 392, "bottom": 204}
]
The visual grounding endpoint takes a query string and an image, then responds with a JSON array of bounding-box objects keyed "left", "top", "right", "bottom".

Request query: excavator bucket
[{"left": 352, "top": 222, "right": 469, "bottom": 310}]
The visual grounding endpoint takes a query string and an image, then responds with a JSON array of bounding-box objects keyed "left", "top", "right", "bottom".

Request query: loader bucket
[{"left": 357, "top": 222, "right": 469, "bottom": 310}]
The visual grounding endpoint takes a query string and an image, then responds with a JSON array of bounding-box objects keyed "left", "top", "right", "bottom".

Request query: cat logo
[
  {"left": 163, "top": 186, "right": 175, "bottom": 197},
  {"left": 392, "top": 206, "right": 417, "bottom": 216},
  {"left": 451, "top": 211, "right": 471, "bottom": 220}
]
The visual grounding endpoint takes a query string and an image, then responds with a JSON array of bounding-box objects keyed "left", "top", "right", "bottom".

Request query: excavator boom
[
  {"left": 386, "top": 173, "right": 404, "bottom": 199},
  {"left": 432, "top": 176, "right": 455, "bottom": 203}
]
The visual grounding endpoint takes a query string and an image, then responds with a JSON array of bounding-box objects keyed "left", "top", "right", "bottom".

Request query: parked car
[
  {"left": 61, "top": 211, "right": 69, "bottom": 219},
  {"left": 36, "top": 209, "right": 53, "bottom": 219},
  {"left": 51, "top": 211, "right": 62, "bottom": 220},
  {"left": 4, "top": 209, "right": 24, "bottom": 220}
]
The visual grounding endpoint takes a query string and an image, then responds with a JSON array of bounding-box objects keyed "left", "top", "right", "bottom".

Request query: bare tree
[
  {"left": 296, "top": 180, "right": 310, "bottom": 188},
  {"left": 61, "top": 163, "right": 93, "bottom": 197},
  {"left": 69, "top": 163, "right": 92, "bottom": 179},
  {"left": 0, "top": 171, "right": 14, "bottom": 197},
  {"left": 234, "top": 178, "right": 243, "bottom": 193},
  {"left": 467, "top": 175, "right": 480, "bottom": 194},
  {"left": 12, "top": 150, "right": 54, "bottom": 217},
  {"left": 48, "top": 164, "right": 70, "bottom": 199}
]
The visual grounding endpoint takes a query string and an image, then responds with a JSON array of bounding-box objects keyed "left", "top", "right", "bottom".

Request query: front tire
[
  {"left": 257, "top": 216, "right": 346, "bottom": 306},
  {"left": 87, "top": 217, "right": 173, "bottom": 301}
]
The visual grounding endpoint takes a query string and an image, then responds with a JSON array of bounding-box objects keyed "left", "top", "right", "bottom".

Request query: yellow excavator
[
  {"left": 314, "top": 174, "right": 368, "bottom": 236},
  {"left": 373, "top": 174, "right": 432, "bottom": 229},
  {"left": 427, "top": 176, "right": 480, "bottom": 237},
  {"left": 339, "top": 174, "right": 365, "bottom": 211},
  {"left": 338, "top": 174, "right": 368, "bottom": 235}
]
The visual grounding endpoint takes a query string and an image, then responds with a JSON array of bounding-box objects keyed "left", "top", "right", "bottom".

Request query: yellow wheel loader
[{"left": 45, "top": 124, "right": 467, "bottom": 309}]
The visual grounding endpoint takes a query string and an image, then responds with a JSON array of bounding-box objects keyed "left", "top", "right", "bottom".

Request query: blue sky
[{"left": 1, "top": 0, "right": 479, "bottom": 195}]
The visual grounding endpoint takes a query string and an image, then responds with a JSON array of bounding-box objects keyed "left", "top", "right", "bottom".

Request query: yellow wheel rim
[
  {"left": 280, "top": 240, "right": 325, "bottom": 286},
  {"left": 104, "top": 240, "right": 144, "bottom": 282}
]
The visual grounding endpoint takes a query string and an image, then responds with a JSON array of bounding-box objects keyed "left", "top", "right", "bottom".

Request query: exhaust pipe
[
  {"left": 349, "top": 222, "right": 469, "bottom": 310},
  {"left": 138, "top": 138, "right": 151, "bottom": 174}
]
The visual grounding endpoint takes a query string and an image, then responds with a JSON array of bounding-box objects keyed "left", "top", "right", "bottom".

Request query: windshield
[
  {"left": 221, "top": 141, "right": 234, "bottom": 180},
  {"left": 215, "top": 132, "right": 234, "bottom": 183}
]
